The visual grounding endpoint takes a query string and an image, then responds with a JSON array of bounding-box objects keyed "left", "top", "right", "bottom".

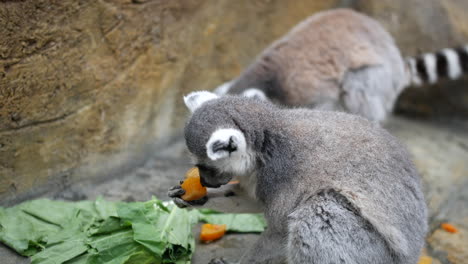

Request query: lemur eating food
[
  {"left": 169, "top": 91, "right": 428, "bottom": 264},
  {"left": 215, "top": 8, "right": 468, "bottom": 122}
]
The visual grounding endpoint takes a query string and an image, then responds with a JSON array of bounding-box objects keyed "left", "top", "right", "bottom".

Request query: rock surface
[{"left": 0, "top": 0, "right": 340, "bottom": 203}]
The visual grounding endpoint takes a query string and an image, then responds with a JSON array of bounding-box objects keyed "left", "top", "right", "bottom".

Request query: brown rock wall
[{"left": 0, "top": 0, "right": 339, "bottom": 203}]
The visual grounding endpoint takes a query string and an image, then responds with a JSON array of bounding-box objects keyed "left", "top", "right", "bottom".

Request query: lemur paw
[
  {"left": 208, "top": 257, "right": 230, "bottom": 264},
  {"left": 167, "top": 184, "right": 208, "bottom": 208},
  {"left": 168, "top": 185, "right": 185, "bottom": 197}
]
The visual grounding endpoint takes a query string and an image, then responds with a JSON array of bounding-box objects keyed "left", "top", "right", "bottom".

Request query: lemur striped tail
[{"left": 406, "top": 45, "right": 468, "bottom": 86}]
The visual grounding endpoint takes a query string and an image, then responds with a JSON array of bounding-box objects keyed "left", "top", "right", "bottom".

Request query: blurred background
[{"left": 0, "top": 1, "right": 467, "bottom": 263}]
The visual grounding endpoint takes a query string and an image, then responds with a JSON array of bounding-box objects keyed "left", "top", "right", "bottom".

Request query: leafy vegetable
[
  {"left": 197, "top": 209, "right": 266, "bottom": 233},
  {"left": 31, "top": 237, "right": 89, "bottom": 264},
  {"left": 0, "top": 197, "right": 266, "bottom": 264}
]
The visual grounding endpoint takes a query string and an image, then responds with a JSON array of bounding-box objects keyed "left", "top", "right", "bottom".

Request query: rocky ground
[{"left": 1, "top": 115, "right": 467, "bottom": 264}]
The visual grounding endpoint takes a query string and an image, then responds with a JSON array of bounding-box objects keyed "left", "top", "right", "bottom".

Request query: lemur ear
[
  {"left": 242, "top": 88, "right": 267, "bottom": 101},
  {"left": 183, "top": 91, "right": 219, "bottom": 113},
  {"left": 213, "top": 80, "right": 233, "bottom": 95},
  {"left": 206, "top": 128, "right": 247, "bottom": 161}
]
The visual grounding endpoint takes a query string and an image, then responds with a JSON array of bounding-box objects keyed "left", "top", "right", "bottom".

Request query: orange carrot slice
[
  {"left": 200, "top": 224, "right": 227, "bottom": 242},
  {"left": 185, "top": 167, "right": 199, "bottom": 179},
  {"left": 418, "top": 256, "right": 432, "bottom": 264},
  {"left": 441, "top": 223, "right": 458, "bottom": 233},
  {"left": 181, "top": 167, "right": 207, "bottom": 201}
]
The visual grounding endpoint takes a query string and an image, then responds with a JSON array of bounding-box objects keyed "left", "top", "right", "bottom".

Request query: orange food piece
[
  {"left": 441, "top": 223, "right": 458, "bottom": 233},
  {"left": 227, "top": 180, "right": 240, "bottom": 185},
  {"left": 185, "top": 167, "right": 199, "bottom": 179},
  {"left": 418, "top": 256, "right": 433, "bottom": 264},
  {"left": 200, "top": 224, "right": 227, "bottom": 242},
  {"left": 181, "top": 167, "right": 207, "bottom": 201}
]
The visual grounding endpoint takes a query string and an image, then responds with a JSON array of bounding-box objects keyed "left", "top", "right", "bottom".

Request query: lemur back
[
  {"left": 171, "top": 91, "right": 428, "bottom": 264},
  {"left": 216, "top": 8, "right": 468, "bottom": 122}
]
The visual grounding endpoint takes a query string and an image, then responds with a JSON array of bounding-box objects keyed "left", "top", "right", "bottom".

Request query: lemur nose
[
  {"left": 200, "top": 176, "right": 208, "bottom": 187},
  {"left": 211, "top": 137, "right": 237, "bottom": 154},
  {"left": 227, "top": 136, "right": 238, "bottom": 152},
  {"left": 200, "top": 176, "right": 221, "bottom": 188}
]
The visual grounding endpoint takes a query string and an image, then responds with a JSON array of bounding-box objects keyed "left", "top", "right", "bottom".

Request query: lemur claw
[
  {"left": 167, "top": 185, "right": 208, "bottom": 208},
  {"left": 168, "top": 185, "right": 185, "bottom": 198}
]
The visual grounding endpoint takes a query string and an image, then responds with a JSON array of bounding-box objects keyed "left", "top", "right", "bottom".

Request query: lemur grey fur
[
  {"left": 168, "top": 91, "right": 428, "bottom": 264},
  {"left": 214, "top": 8, "right": 468, "bottom": 123}
]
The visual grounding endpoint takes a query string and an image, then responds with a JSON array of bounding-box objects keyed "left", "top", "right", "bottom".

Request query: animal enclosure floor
[{"left": 1, "top": 116, "right": 467, "bottom": 264}]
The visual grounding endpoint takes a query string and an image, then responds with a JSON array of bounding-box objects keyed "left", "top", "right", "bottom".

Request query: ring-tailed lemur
[
  {"left": 168, "top": 91, "right": 428, "bottom": 264},
  {"left": 214, "top": 8, "right": 468, "bottom": 123}
]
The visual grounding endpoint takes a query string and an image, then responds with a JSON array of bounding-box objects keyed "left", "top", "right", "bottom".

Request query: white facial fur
[
  {"left": 183, "top": 91, "right": 219, "bottom": 113},
  {"left": 206, "top": 128, "right": 254, "bottom": 176},
  {"left": 242, "top": 88, "right": 267, "bottom": 101}
]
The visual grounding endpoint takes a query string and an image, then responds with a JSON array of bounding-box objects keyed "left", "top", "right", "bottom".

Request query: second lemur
[{"left": 215, "top": 8, "right": 468, "bottom": 122}]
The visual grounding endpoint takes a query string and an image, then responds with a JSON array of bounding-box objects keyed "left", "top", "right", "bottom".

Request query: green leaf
[
  {"left": 163, "top": 206, "right": 193, "bottom": 248},
  {"left": 64, "top": 253, "right": 89, "bottom": 264},
  {"left": 88, "top": 217, "right": 125, "bottom": 236},
  {"left": 1, "top": 197, "right": 267, "bottom": 264},
  {"left": 0, "top": 204, "right": 60, "bottom": 256},
  {"left": 20, "top": 199, "right": 94, "bottom": 228},
  {"left": 198, "top": 211, "right": 267, "bottom": 233},
  {"left": 87, "top": 229, "right": 134, "bottom": 251},
  {"left": 87, "top": 230, "right": 160, "bottom": 264},
  {"left": 132, "top": 222, "right": 167, "bottom": 256},
  {"left": 93, "top": 197, "right": 119, "bottom": 220},
  {"left": 30, "top": 237, "right": 89, "bottom": 264},
  {"left": 116, "top": 200, "right": 194, "bottom": 262},
  {"left": 123, "top": 247, "right": 161, "bottom": 264}
]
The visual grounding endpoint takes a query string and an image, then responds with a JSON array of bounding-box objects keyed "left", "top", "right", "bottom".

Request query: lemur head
[{"left": 183, "top": 91, "right": 269, "bottom": 188}]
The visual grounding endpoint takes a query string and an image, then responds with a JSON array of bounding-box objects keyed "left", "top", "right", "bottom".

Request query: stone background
[
  {"left": 1, "top": 0, "right": 467, "bottom": 203},
  {"left": 0, "top": 0, "right": 338, "bottom": 203}
]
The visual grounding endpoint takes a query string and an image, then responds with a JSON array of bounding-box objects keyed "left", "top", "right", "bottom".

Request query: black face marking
[
  {"left": 455, "top": 46, "right": 468, "bottom": 73},
  {"left": 197, "top": 164, "right": 221, "bottom": 188},
  {"left": 211, "top": 136, "right": 238, "bottom": 154},
  {"left": 415, "top": 56, "right": 429, "bottom": 83},
  {"left": 196, "top": 163, "right": 233, "bottom": 188},
  {"left": 435, "top": 51, "right": 448, "bottom": 79},
  {"left": 227, "top": 137, "right": 237, "bottom": 152}
]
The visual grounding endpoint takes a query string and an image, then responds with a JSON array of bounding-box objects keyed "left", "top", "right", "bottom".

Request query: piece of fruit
[
  {"left": 200, "top": 224, "right": 227, "bottom": 242},
  {"left": 418, "top": 256, "right": 432, "bottom": 264},
  {"left": 181, "top": 167, "right": 207, "bottom": 201},
  {"left": 185, "top": 167, "right": 199, "bottom": 179},
  {"left": 441, "top": 223, "right": 458, "bottom": 233}
]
